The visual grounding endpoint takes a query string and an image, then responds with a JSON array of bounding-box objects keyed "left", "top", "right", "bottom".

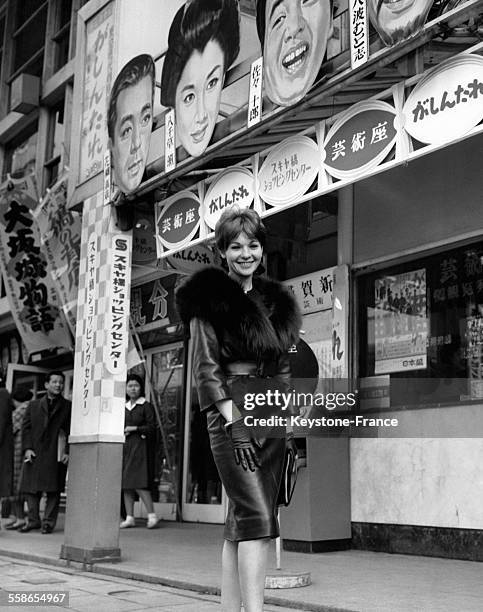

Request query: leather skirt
[{"left": 206, "top": 401, "right": 286, "bottom": 542}]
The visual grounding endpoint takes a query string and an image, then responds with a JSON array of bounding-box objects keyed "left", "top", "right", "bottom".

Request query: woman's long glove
[
  {"left": 225, "top": 419, "right": 261, "bottom": 472},
  {"left": 286, "top": 433, "right": 298, "bottom": 459}
]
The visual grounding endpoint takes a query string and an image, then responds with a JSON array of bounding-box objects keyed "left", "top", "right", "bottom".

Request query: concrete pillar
[{"left": 61, "top": 192, "right": 132, "bottom": 564}]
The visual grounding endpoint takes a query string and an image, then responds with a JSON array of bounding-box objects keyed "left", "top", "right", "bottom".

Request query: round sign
[
  {"left": 204, "top": 167, "right": 254, "bottom": 230},
  {"left": 402, "top": 55, "right": 483, "bottom": 145},
  {"left": 156, "top": 191, "right": 200, "bottom": 251},
  {"left": 166, "top": 244, "right": 215, "bottom": 274},
  {"left": 324, "top": 100, "right": 397, "bottom": 180},
  {"left": 258, "top": 136, "right": 319, "bottom": 207}
]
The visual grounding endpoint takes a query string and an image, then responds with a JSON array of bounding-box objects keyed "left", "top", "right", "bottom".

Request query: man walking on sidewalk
[{"left": 19, "top": 372, "right": 71, "bottom": 534}]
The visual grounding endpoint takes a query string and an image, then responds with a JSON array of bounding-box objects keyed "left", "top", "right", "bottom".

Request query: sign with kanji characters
[
  {"left": 132, "top": 209, "right": 157, "bottom": 265},
  {"left": 349, "top": 0, "right": 368, "bottom": 69},
  {"left": 79, "top": 2, "right": 114, "bottom": 183},
  {"left": 247, "top": 57, "right": 263, "bottom": 128},
  {"left": 324, "top": 100, "right": 397, "bottom": 179},
  {"left": 82, "top": 232, "right": 98, "bottom": 415},
  {"left": 166, "top": 244, "right": 215, "bottom": 275},
  {"left": 130, "top": 274, "right": 181, "bottom": 334},
  {"left": 402, "top": 55, "right": 483, "bottom": 145},
  {"left": 204, "top": 167, "right": 254, "bottom": 230},
  {"left": 374, "top": 269, "right": 428, "bottom": 374},
  {"left": 165, "top": 108, "right": 176, "bottom": 173},
  {"left": 105, "top": 234, "right": 132, "bottom": 374},
  {"left": 103, "top": 150, "right": 111, "bottom": 206},
  {"left": 33, "top": 173, "right": 81, "bottom": 335},
  {"left": 155, "top": 191, "right": 201, "bottom": 253},
  {"left": 283, "top": 267, "right": 336, "bottom": 315},
  {"left": 0, "top": 175, "right": 72, "bottom": 357},
  {"left": 258, "top": 136, "right": 319, "bottom": 207}
]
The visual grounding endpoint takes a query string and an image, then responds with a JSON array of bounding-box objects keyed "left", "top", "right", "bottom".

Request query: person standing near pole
[
  {"left": 176, "top": 208, "right": 300, "bottom": 612},
  {"left": 19, "top": 372, "right": 70, "bottom": 534}
]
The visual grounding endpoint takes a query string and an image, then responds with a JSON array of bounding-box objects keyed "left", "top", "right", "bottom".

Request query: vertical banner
[
  {"left": 350, "top": 0, "right": 369, "bottom": 69},
  {"left": 103, "top": 150, "right": 111, "bottom": 206},
  {"left": 374, "top": 269, "right": 428, "bottom": 374},
  {"left": 79, "top": 2, "right": 115, "bottom": 182},
  {"left": 0, "top": 175, "right": 72, "bottom": 356},
  {"left": 248, "top": 57, "right": 263, "bottom": 128},
  {"left": 33, "top": 174, "right": 81, "bottom": 334},
  {"left": 331, "top": 265, "right": 350, "bottom": 379},
  {"left": 104, "top": 234, "right": 132, "bottom": 374},
  {"left": 165, "top": 109, "right": 176, "bottom": 173}
]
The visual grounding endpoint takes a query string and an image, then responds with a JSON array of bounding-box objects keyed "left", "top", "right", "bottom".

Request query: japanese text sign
[
  {"left": 0, "top": 175, "right": 71, "bottom": 357},
  {"left": 79, "top": 2, "right": 114, "bottom": 183},
  {"left": 403, "top": 55, "right": 483, "bottom": 145},
  {"left": 105, "top": 234, "right": 132, "bottom": 374},
  {"left": 204, "top": 167, "right": 254, "bottom": 230},
  {"left": 349, "top": 0, "right": 368, "bottom": 69},
  {"left": 81, "top": 232, "right": 98, "bottom": 415},
  {"left": 155, "top": 191, "right": 201, "bottom": 254},
  {"left": 130, "top": 275, "right": 180, "bottom": 334},
  {"left": 33, "top": 174, "right": 81, "bottom": 334},
  {"left": 258, "top": 136, "right": 319, "bottom": 206},
  {"left": 324, "top": 101, "right": 397, "bottom": 179},
  {"left": 165, "top": 109, "right": 176, "bottom": 173},
  {"left": 248, "top": 57, "right": 263, "bottom": 128},
  {"left": 284, "top": 267, "right": 336, "bottom": 315},
  {"left": 166, "top": 244, "right": 215, "bottom": 275}
]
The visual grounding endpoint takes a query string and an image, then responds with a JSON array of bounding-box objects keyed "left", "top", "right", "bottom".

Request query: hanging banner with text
[
  {"left": 0, "top": 175, "right": 72, "bottom": 356},
  {"left": 33, "top": 174, "right": 81, "bottom": 334}
]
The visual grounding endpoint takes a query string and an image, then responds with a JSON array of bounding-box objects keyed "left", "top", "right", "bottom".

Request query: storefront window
[
  {"left": 358, "top": 242, "right": 483, "bottom": 407},
  {"left": 3, "top": 126, "right": 38, "bottom": 180}
]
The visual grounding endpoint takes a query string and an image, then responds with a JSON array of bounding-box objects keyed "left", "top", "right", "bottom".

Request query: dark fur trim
[{"left": 175, "top": 267, "right": 301, "bottom": 355}]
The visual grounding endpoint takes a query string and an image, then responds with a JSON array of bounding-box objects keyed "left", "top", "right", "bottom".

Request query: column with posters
[
  {"left": 374, "top": 269, "right": 428, "bottom": 374},
  {"left": 0, "top": 175, "right": 72, "bottom": 357},
  {"left": 33, "top": 174, "right": 81, "bottom": 334}
]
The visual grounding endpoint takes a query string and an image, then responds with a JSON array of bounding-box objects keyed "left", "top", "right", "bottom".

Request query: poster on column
[
  {"left": 0, "top": 175, "right": 72, "bottom": 356},
  {"left": 33, "top": 174, "right": 81, "bottom": 334},
  {"left": 374, "top": 268, "right": 428, "bottom": 374}
]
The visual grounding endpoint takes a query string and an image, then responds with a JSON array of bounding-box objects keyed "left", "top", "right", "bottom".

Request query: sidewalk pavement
[
  {"left": 1, "top": 515, "right": 482, "bottom": 612},
  {"left": 0, "top": 556, "right": 301, "bottom": 611}
]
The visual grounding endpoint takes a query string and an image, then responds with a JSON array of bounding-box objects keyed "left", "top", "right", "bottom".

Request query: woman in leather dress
[{"left": 176, "top": 208, "right": 300, "bottom": 612}]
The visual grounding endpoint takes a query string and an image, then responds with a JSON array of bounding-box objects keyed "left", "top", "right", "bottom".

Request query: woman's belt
[{"left": 225, "top": 361, "right": 260, "bottom": 376}]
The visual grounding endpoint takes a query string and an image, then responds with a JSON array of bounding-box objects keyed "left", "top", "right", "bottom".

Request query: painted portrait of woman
[
  {"left": 161, "top": 0, "right": 240, "bottom": 159},
  {"left": 368, "top": 0, "right": 434, "bottom": 47}
]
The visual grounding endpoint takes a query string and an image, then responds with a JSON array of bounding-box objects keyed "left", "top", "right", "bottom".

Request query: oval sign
[
  {"left": 156, "top": 190, "right": 200, "bottom": 252},
  {"left": 258, "top": 136, "right": 319, "bottom": 207},
  {"left": 166, "top": 244, "right": 215, "bottom": 275},
  {"left": 204, "top": 166, "right": 254, "bottom": 230},
  {"left": 324, "top": 101, "right": 397, "bottom": 180},
  {"left": 402, "top": 55, "right": 483, "bottom": 145}
]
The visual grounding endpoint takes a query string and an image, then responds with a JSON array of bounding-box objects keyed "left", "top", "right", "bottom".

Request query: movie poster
[{"left": 374, "top": 268, "right": 428, "bottom": 374}]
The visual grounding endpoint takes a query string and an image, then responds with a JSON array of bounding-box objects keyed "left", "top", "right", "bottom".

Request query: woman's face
[
  {"left": 175, "top": 39, "right": 225, "bottom": 158},
  {"left": 222, "top": 232, "right": 263, "bottom": 281},
  {"left": 126, "top": 380, "right": 142, "bottom": 401}
]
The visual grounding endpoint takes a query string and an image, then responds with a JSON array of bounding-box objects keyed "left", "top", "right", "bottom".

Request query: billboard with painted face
[
  {"left": 256, "top": 0, "right": 333, "bottom": 107},
  {"left": 368, "top": 0, "right": 434, "bottom": 47},
  {"left": 108, "top": 54, "right": 155, "bottom": 195},
  {"left": 161, "top": 0, "right": 240, "bottom": 158}
]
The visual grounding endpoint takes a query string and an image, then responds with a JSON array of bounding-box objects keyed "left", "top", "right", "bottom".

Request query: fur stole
[{"left": 175, "top": 266, "right": 301, "bottom": 356}]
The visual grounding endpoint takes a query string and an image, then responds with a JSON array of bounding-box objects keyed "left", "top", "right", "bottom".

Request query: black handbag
[{"left": 277, "top": 439, "right": 298, "bottom": 507}]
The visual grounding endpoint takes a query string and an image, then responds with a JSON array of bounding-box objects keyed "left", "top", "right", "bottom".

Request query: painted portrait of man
[
  {"left": 256, "top": 0, "right": 333, "bottom": 107},
  {"left": 108, "top": 54, "right": 155, "bottom": 195},
  {"left": 368, "top": 0, "right": 434, "bottom": 47}
]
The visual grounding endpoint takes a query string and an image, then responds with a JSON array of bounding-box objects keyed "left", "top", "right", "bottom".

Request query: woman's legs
[
  {"left": 221, "top": 539, "right": 241, "bottom": 612},
  {"left": 238, "top": 538, "right": 269, "bottom": 612},
  {"left": 123, "top": 490, "right": 135, "bottom": 516},
  {"left": 136, "top": 489, "right": 154, "bottom": 513}
]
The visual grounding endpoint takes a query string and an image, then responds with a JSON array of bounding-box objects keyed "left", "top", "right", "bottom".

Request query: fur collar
[{"left": 175, "top": 266, "right": 301, "bottom": 356}]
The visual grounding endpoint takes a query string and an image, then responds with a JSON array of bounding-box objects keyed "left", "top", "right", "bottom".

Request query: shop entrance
[{"left": 6, "top": 364, "right": 74, "bottom": 399}]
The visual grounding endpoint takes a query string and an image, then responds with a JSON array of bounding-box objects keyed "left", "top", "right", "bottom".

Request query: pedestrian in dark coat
[
  {"left": 19, "top": 372, "right": 71, "bottom": 534},
  {"left": 175, "top": 207, "right": 301, "bottom": 612},
  {"left": 120, "top": 374, "right": 159, "bottom": 529},
  {"left": 0, "top": 388, "right": 14, "bottom": 500},
  {"left": 4, "top": 387, "right": 33, "bottom": 530}
]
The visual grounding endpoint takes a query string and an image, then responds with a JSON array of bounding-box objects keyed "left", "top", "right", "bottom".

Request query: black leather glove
[
  {"left": 225, "top": 419, "right": 261, "bottom": 472},
  {"left": 286, "top": 433, "right": 298, "bottom": 459}
]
